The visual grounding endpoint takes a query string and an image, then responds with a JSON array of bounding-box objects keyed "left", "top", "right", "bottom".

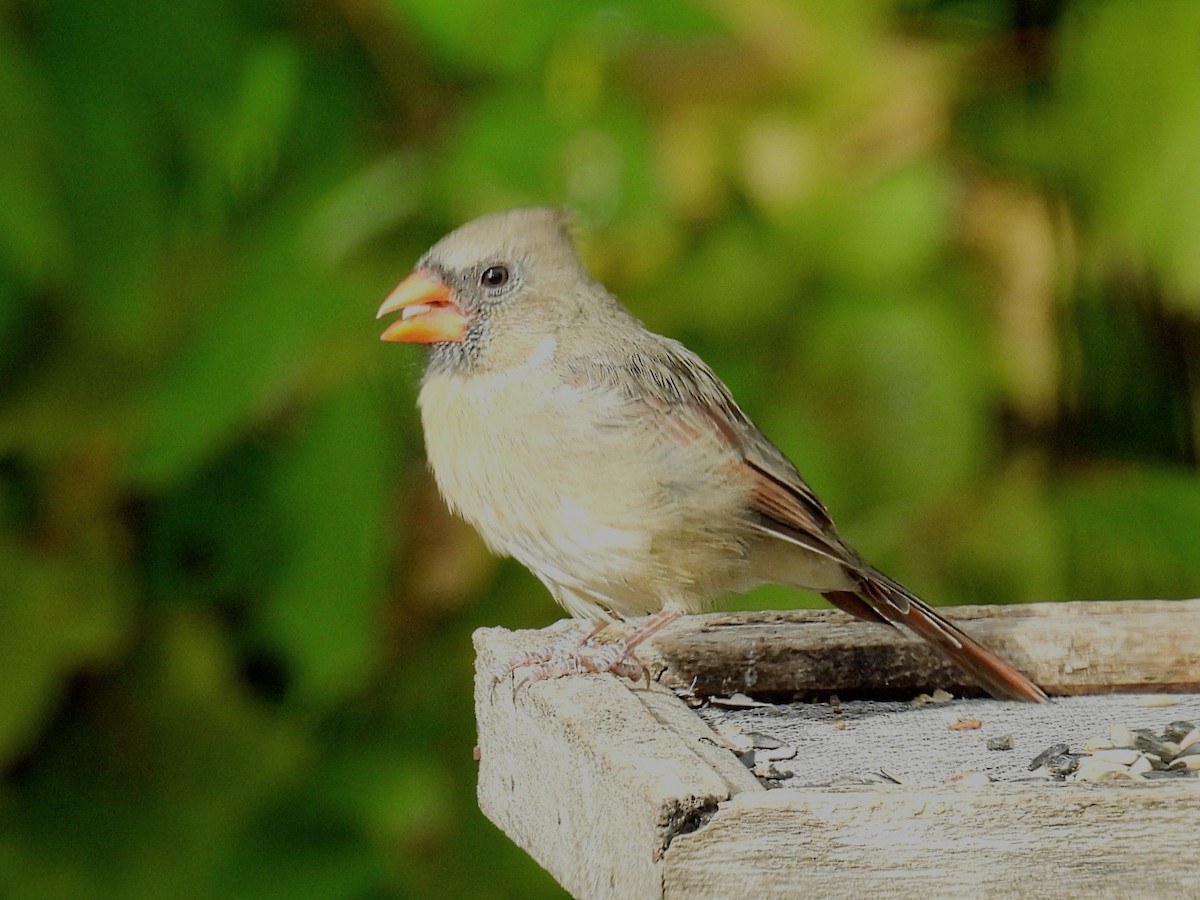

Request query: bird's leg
[
  {"left": 509, "top": 609, "right": 681, "bottom": 691},
  {"left": 619, "top": 608, "right": 681, "bottom": 654}
]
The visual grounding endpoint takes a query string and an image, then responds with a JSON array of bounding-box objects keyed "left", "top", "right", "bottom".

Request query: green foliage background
[{"left": 2, "top": 0, "right": 1198, "bottom": 896}]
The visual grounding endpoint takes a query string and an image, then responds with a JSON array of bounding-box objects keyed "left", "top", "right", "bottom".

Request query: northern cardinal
[{"left": 378, "top": 208, "right": 1046, "bottom": 702}]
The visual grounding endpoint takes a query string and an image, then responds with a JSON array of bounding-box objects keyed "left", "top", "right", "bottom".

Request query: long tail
[{"left": 824, "top": 570, "right": 1048, "bottom": 702}]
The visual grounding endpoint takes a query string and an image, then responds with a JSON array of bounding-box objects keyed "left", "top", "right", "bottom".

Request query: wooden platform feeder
[{"left": 473, "top": 599, "right": 1200, "bottom": 898}]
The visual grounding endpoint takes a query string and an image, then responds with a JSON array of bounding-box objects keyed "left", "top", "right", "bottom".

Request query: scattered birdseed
[
  {"left": 697, "top": 695, "right": 1200, "bottom": 788},
  {"left": 1029, "top": 743, "right": 1070, "bottom": 771},
  {"left": 829, "top": 772, "right": 898, "bottom": 787},
  {"left": 710, "top": 692, "right": 773, "bottom": 708},
  {"left": 1090, "top": 748, "right": 1140, "bottom": 766},
  {"left": 1139, "top": 695, "right": 1180, "bottom": 708},
  {"left": 1109, "top": 724, "right": 1136, "bottom": 747},
  {"left": 1174, "top": 754, "right": 1200, "bottom": 770},
  {"left": 1128, "top": 755, "right": 1153, "bottom": 776},
  {"left": 722, "top": 732, "right": 756, "bottom": 753},
  {"left": 746, "top": 731, "right": 787, "bottom": 750},
  {"left": 1044, "top": 754, "right": 1080, "bottom": 777},
  {"left": 913, "top": 689, "right": 955, "bottom": 705},
  {"left": 1032, "top": 719, "right": 1200, "bottom": 783},
  {"left": 944, "top": 770, "right": 992, "bottom": 786},
  {"left": 1163, "top": 721, "right": 1195, "bottom": 743},
  {"left": 753, "top": 762, "right": 794, "bottom": 782},
  {"left": 948, "top": 718, "right": 983, "bottom": 731}
]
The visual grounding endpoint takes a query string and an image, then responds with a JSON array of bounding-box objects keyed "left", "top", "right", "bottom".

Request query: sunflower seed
[
  {"left": 1128, "top": 755, "right": 1153, "bottom": 776},
  {"left": 746, "top": 732, "right": 786, "bottom": 750},
  {"left": 986, "top": 734, "right": 1014, "bottom": 751},
  {"left": 1134, "top": 731, "right": 1174, "bottom": 759},
  {"left": 1045, "top": 754, "right": 1080, "bottom": 777},
  {"left": 945, "top": 770, "right": 992, "bottom": 786},
  {"left": 1030, "top": 743, "right": 1070, "bottom": 771},
  {"left": 1090, "top": 748, "right": 1140, "bottom": 766},
  {"left": 1109, "top": 725, "right": 1136, "bottom": 748},
  {"left": 1163, "top": 721, "right": 1195, "bottom": 743},
  {"left": 1073, "top": 757, "right": 1131, "bottom": 782}
]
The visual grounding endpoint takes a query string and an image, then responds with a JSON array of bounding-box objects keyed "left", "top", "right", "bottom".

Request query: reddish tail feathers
[{"left": 824, "top": 575, "right": 1047, "bottom": 702}]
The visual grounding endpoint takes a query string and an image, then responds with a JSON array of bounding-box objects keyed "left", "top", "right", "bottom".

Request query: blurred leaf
[
  {"left": 1052, "top": 2, "right": 1200, "bottom": 303},
  {"left": 924, "top": 459, "right": 1066, "bottom": 605},
  {"left": 258, "top": 383, "right": 391, "bottom": 705},
  {"left": 1055, "top": 467, "right": 1200, "bottom": 599},
  {"left": 210, "top": 39, "right": 304, "bottom": 209},
  {"left": 125, "top": 193, "right": 366, "bottom": 488},
  {"left": 812, "top": 162, "right": 955, "bottom": 289},
  {"left": 213, "top": 802, "right": 385, "bottom": 900},
  {"left": 145, "top": 442, "right": 284, "bottom": 607},
  {"left": 0, "top": 538, "right": 130, "bottom": 767},
  {"left": 0, "top": 31, "right": 70, "bottom": 287},
  {"left": 0, "top": 611, "right": 307, "bottom": 898},
  {"left": 794, "top": 289, "right": 992, "bottom": 513},
  {"left": 651, "top": 213, "right": 797, "bottom": 335},
  {"left": 388, "top": 0, "right": 717, "bottom": 76}
]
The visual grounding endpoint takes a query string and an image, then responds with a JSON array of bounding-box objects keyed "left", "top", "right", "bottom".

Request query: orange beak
[{"left": 376, "top": 269, "right": 469, "bottom": 343}]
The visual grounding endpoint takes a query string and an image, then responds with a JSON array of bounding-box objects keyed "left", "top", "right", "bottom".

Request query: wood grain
[
  {"left": 641, "top": 599, "right": 1200, "bottom": 698},
  {"left": 473, "top": 626, "right": 762, "bottom": 899},
  {"left": 474, "top": 600, "right": 1200, "bottom": 898},
  {"left": 664, "top": 782, "right": 1200, "bottom": 898}
]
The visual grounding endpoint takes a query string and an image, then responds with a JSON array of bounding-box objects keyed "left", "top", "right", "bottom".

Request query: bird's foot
[
  {"left": 494, "top": 609, "right": 680, "bottom": 693},
  {"left": 491, "top": 620, "right": 607, "bottom": 685},
  {"left": 511, "top": 639, "right": 648, "bottom": 692}
]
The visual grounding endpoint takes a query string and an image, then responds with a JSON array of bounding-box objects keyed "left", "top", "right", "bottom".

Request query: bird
[{"left": 377, "top": 207, "right": 1047, "bottom": 702}]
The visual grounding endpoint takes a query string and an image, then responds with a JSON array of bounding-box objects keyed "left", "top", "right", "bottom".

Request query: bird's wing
[
  {"left": 574, "top": 338, "right": 1046, "bottom": 701},
  {"left": 587, "top": 338, "right": 864, "bottom": 572}
]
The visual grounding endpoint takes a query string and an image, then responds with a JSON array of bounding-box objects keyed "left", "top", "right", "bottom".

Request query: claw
[
  {"left": 493, "top": 621, "right": 599, "bottom": 688},
  {"left": 491, "top": 646, "right": 554, "bottom": 685},
  {"left": 497, "top": 610, "right": 681, "bottom": 694}
]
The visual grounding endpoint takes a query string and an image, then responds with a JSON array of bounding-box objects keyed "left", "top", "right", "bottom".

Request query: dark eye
[{"left": 480, "top": 265, "right": 509, "bottom": 288}]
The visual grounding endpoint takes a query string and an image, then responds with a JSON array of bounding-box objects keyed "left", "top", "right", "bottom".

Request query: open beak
[{"left": 376, "top": 269, "right": 469, "bottom": 343}]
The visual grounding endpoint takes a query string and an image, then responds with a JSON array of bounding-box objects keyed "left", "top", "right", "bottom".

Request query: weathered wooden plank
[
  {"left": 473, "top": 626, "right": 762, "bottom": 900},
  {"left": 641, "top": 599, "right": 1200, "bottom": 697},
  {"left": 663, "top": 783, "right": 1200, "bottom": 898},
  {"left": 474, "top": 601, "right": 1200, "bottom": 899}
]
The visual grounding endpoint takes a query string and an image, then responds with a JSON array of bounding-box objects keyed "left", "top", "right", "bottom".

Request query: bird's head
[{"left": 376, "top": 207, "right": 606, "bottom": 373}]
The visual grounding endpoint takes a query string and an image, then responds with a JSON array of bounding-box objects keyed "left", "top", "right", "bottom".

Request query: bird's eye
[{"left": 480, "top": 266, "right": 509, "bottom": 288}]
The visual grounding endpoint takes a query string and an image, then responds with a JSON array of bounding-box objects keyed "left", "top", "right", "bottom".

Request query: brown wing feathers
[
  {"left": 639, "top": 352, "right": 1046, "bottom": 701},
  {"left": 744, "top": 452, "right": 1047, "bottom": 702}
]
